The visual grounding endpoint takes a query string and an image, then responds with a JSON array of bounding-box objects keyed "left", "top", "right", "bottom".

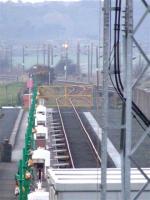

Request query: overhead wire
[{"left": 109, "top": 0, "right": 150, "bottom": 134}]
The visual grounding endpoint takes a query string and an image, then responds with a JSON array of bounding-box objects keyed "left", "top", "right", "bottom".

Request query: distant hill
[
  {"left": 0, "top": 1, "right": 99, "bottom": 42},
  {"left": 0, "top": 0, "right": 148, "bottom": 47}
]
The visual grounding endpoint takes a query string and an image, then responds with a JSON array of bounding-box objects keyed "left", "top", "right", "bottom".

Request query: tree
[
  {"left": 28, "top": 65, "right": 55, "bottom": 85},
  {"left": 49, "top": 67, "right": 56, "bottom": 85},
  {"left": 55, "top": 58, "right": 78, "bottom": 75}
]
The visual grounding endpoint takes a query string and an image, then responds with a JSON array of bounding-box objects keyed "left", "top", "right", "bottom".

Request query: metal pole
[
  {"left": 99, "top": 0, "right": 103, "bottom": 72},
  {"left": 43, "top": 44, "right": 46, "bottom": 65},
  {"left": 22, "top": 46, "right": 25, "bottom": 72},
  {"left": 139, "top": 54, "right": 142, "bottom": 69},
  {"left": 121, "top": 34, "right": 127, "bottom": 200},
  {"left": 123, "top": 0, "right": 133, "bottom": 199},
  {"left": 96, "top": 46, "right": 99, "bottom": 88},
  {"left": 37, "top": 47, "right": 39, "bottom": 65},
  {"left": 77, "top": 42, "right": 80, "bottom": 76},
  {"left": 48, "top": 44, "right": 50, "bottom": 68},
  {"left": 90, "top": 42, "right": 93, "bottom": 81},
  {"left": 51, "top": 45, "right": 53, "bottom": 66},
  {"left": 88, "top": 45, "right": 90, "bottom": 83},
  {"left": 125, "top": 0, "right": 133, "bottom": 200},
  {"left": 4, "top": 47, "right": 7, "bottom": 73},
  {"left": 29, "top": 77, "right": 32, "bottom": 110},
  {"left": 65, "top": 46, "right": 68, "bottom": 80},
  {"left": 48, "top": 44, "right": 51, "bottom": 85},
  {"left": 10, "top": 45, "right": 13, "bottom": 72},
  {"left": 101, "top": 0, "right": 110, "bottom": 199}
]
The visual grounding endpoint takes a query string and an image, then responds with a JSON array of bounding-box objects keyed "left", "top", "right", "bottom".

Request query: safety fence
[{"left": 15, "top": 82, "right": 37, "bottom": 199}]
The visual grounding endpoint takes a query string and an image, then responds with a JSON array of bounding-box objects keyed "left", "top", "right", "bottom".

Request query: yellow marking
[{"left": 38, "top": 84, "right": 93, "bottom": 108}]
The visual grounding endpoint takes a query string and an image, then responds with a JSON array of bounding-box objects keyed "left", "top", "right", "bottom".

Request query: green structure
[{"left": 15, "top": 81, "right": 37, "bottom": 199}]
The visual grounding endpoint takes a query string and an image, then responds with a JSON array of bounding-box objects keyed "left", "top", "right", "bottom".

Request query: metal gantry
[
  {"left": 129, "top": 0, "right": 150, "bottom": 199},
  {"left": 102, "top": 0, "right": 150, "bottom": 199}
]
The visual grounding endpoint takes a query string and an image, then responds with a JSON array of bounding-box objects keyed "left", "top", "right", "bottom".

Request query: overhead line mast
[{"left": 101, "top": 0, "right": 110, "bottom": 199}]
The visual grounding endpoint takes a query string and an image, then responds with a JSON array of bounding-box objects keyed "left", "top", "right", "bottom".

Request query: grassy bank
[{"left": 0, "top": 82, "right": 24, "bottom": 106}]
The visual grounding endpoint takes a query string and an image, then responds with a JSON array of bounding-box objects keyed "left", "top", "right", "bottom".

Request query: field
[{"left": 0, "top": 82, "right": 24, "bottom": 106}]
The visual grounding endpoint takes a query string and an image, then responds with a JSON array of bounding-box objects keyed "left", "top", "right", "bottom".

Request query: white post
[{"left": 64, "top": 65, "right": 67, "bottom": 80}]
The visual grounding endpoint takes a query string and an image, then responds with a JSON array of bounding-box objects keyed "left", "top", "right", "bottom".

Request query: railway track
[
  {"left": 56, "top": 99, "right": 75, "bottom": 168},
  {"left": 52, "top": 98, "right": 101, "bottom": 168}
]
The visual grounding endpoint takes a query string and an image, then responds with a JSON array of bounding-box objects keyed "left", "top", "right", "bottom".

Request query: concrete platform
[
  {"left": 0, "top": 108, "right": 20, "bottom": 143},
  {"left": 0, "top": 162, "right": 17, "bottom": 200},
  {"left": 0, "top": 111, "right": 28, "bottom": 199},
  {"left": 47, "top": 168, "right": 150, "bottom": 200}
]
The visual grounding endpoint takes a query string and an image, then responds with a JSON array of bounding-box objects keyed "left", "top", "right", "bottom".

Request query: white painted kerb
[{"left": 83, "top": 112, "right": 121, "bottom": 167}]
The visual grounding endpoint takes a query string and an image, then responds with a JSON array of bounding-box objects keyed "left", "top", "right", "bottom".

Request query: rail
[
  {"left": 56, "top": 98, "right": 75, "bottom": 168},
  {"left": 69, "top": 98, "right": 101, "bottom": 164}
]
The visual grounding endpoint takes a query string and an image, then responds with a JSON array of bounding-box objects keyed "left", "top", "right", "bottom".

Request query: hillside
[{"left": 0, "top": 1, "right": 99, "bottom": 42}]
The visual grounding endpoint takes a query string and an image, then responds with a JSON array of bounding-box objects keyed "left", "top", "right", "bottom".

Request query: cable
[
  {"left": 113, "top": 0, "right": 150, "bottom": 127},
  {"left": 109, "top": 73, "right": 146, "bottom": 131},
  {"left": 110, "top": 0, "right": 149, "bottom": 134}
]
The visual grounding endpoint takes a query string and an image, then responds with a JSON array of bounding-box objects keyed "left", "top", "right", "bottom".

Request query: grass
[{"left": 0, "top": 82, "right": 24, "bottom": 106}]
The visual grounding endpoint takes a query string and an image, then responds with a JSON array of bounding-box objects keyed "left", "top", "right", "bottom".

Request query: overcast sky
[{"left": 0, "top": 0, "right": 80, "bottom": 2}]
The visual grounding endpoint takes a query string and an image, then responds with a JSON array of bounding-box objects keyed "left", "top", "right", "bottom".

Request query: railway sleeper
[
  {"left": 53, "top": 149, "right": 67, "bottom": 153},
  {"left": 51, "top": 134, "right": 64, "bottom": 138},
  {"left": 55, "top": 155, "right": 70, "bottom": 160},
  {"left": 49, "top": 130, "right": 61, "bottom": 133},
  {"left": 52, "top": 138, "right": 65, "bottom": 142},
  {"left": 50, "top": 122, "right": 60, "bottom": 125},
  {"left": 51, "top": 125, "right": 61, "bottom": 129},
  {"left": 52, "top": 143, "right": 66, "bottom": 147},
  {"left": 52, "top": 163, "right": 70, "bottom": 168}
]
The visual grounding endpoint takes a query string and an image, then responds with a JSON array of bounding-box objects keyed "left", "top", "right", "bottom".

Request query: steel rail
[
  {"left": 69, "top": 99, "right": 101, "bottom": 164},
  {"left": 56, "top": 98, "right": 75, "bottom": 168}
]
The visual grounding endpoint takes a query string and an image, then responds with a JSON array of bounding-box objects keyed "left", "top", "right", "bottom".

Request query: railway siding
[
  {"left": 59, "top": 108, "right": 99, "bottom": 168},
  {"left": 51, "top": 100, "right": 115, "bottom": 168}
]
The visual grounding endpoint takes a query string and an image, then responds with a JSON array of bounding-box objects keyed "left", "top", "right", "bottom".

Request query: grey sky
[{"left": 0, "top": 0, "right": 80, "bottom": 3}]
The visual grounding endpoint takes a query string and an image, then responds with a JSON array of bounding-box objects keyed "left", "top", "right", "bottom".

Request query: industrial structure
[
  {"left": 102, "top": 0, "right": 150, "bottom": 199},
  {"left": 13, "top": 0, "right": 150, "bottom": 199},
  {"left": 0, "top": 0, "right": 150, "bottom": 200}
]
